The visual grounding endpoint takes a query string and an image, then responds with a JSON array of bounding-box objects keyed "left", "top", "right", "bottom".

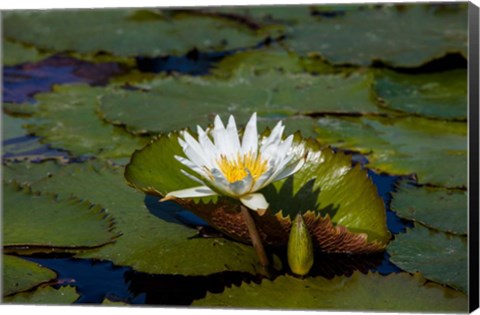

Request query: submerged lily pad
[
  {"left": 3, "top": 9, "right": 269, "bottom": 57},
  {"left": 18, "top": 161, "right": 276, "bottom": 276},
  {"left": 374, "top": 69, "right": 467, "bottom": 120},
  {"left": 3, "top": 182, "right": 118, "bottom": 250},
  {"left": 3, "top": 286, "right": 79, "bottom": 304},
  {"left": 3, "top": 255, "right": 57, "bottom": 296},
  {"left": 193, "top": 271, "right": 467, "bottom": 312},
  {"left": 388, "top": 223, "right": 468, "bottom": 293},
  {"left": 315, "top": 116, "right": 467, "bottom": 187},
  {"left": 25, "top": 84, "right": 149, "bottom": 160},
  {"left": 125, "top": 131, "right": 390, "bottom": 252},
  {"left": 284, "top": 3, "right": 467, "bottom": 67},
  {"left": 98, "top": 70, "right": 380, "bottom": 135},
  {"left": 391, "top": 180, "right": 467, "bottom": 234}
]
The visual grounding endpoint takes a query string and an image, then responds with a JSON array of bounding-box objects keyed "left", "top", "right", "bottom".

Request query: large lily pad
[
  {"left": 3, "top": 9, "right": 269, "bottom": 57},
  {"left": 388, "top": 223, "right": 468, "bottom": 293},
  {"left": 25, "top": 84, "right": 149, "bottom": 160},
  {"left": 3, "top": 160, "right": 62, "bottom": 186},
  {"left": 3, "top": 255, "right": 57, "bottom": 296},
  {"left": 391, "top": 180, "right": 467, "bottom": 234},
  {"left": 3, "top": 286, "right": 79, "bottom": 304},
  {"left": 19, "top": 161, "right": 276, "bottom": 276},
  {"left": 98, "top": 70, "right": 381, "bottom": 135},
  {"left": 374, "top": 69, "right": 467, "bottom": 120},
  {"left": 284, "top": 3, "right": 467, "bottom": 67},
  {"left": 193, "top": 271, "right": 467, "bottom": 312},
  {"left": 3, "top": 182, "right": 118, "bottom": 250},
  {"left": 125, "top": 131, "right": 390, "bottom": 252},
  {"left": 315, "top": 116, "right": 467, "bottom": 187}
]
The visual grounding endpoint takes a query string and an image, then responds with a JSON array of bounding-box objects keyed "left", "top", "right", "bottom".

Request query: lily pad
[
  {"left": 3, "top": 160, "right": 62, "bottom": 186},
  {"left": 388, "top": 223, "right": 468, "bottom": 293},
  {"left": 3, "top": 182, "right": 118, "bottom": 250},
  {"left": 25, "top": 84, "right": 149, "bottom": 160},
  {"left": 125, "top": 132, "right": 390, "bottom": 252},
  {"left": 374, "top": 69, "right": 467, "bottom": 120},
  {"left": 315, "top": 116, "right": 467, "bottom": 187},
  {"left": 391, "top": 180, "right": 467, "bottom": 234},
  {"left": 3, "top": 286, "right": 79, "bottom": 304},
  {"left": 2, "top": 39, "right": 48, "bottom": 66},
  {"left": 22, "top": 161, "right": 276, "bottom": 276},
  {"left": 3, "top": 9, "right": 269, "bottom": 57},
  {"left": 193, "top": 271, "right": 467, "bottom": 312},
  {"left": 284, "top": 3, "right": 467, "bottom": 67},
  {"left": 3, "top": 255, "right": 57, "bottom": 296},
  {"left": 98, "top": 70, "right": 380, "bottom": 135}
]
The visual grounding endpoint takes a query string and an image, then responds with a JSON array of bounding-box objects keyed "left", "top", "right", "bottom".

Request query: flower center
[{"left": 217, "top": 153, "right": 268, "bottom": 183}]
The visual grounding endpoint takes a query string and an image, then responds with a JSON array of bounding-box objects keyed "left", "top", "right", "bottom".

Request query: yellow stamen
[{"left": 217, "top": 153, "right": 268, "bottom": 183}]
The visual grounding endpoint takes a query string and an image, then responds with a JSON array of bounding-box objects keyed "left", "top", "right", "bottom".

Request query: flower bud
[{"left": 287, "top": 213, "right": 314, "bottom": 276}]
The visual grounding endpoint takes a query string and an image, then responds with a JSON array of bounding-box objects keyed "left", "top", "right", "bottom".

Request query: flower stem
[{"left": 240, "top": 205, "right": 269, "bottom": 267}]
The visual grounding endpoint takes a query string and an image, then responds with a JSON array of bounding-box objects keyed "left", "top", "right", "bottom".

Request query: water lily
[{"left": 163, "top": 113, "right": 305, "bottom": 213}]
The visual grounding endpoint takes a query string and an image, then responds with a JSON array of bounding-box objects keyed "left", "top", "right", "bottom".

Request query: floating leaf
[
  {"left": 388, "top": 223, "right": 468, "bottom": 293},
  {"left": 2, "top": 39, "right": 48, "bottom": 66},
  {"left": 193, "top": 271, "right": 467, "bottom": 312},
  {"left": 125, "top": 132, "right": 390, "bottom": 252},
  {"left": 22, "top": 161, "right": 276, "bottom": 276},
  {"left": 23, "top": 84, "right": 148, "bottom": 158},
  {"left": 3, "top": 255, "right": 57, "bottom": 296},
  {"left": 3, "top": 160, "right": 62, "bottom": 186},
  {"left": 391, "top": 180, "right": 467, "bottom": 234},
  {"left": 284, "top": 3, "right": 467, "bottom": 67},
  {"left": 3, "top": 182, "right": 118, "bottom": 250},
  {"left": 315, "top": 116, "right": 467, "bottom": 187},
  {"left": 25, "top": 84, "right": 149, "bottom": 160},
  {"left": 3, "top": 9, "right": 270, "bottom": 57},
  {"left": 3, "top": 285, "right": 79, "bottom": 304},
  {"left": 374, "top": 69, "right": 467, "bottom": 120},
  {"left": 98, "top": 70, "right": 381, "bottom": 135}
]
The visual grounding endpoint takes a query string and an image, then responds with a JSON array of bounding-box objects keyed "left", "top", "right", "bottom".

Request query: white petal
[
  {"left": 175, "top": 155, "right": 209, "bottom": 178},
  {"left": 241, "top": 112, "right": 258, "bottom": 155},
  {"left": 163, "top": 186, "right": 218, "bottom": 200},
  {"left": 180, "top": 169, "right": 206, "bottom": 185},
  {"left": 240, "top": 193, "right": 269, "bottom": 212},
  {"left": 226, "top": 115, "right": 241, "bottom": 154},
  {"left": 271, "top": 157, "right": 305, "bottom": 181},
  {"left": 197, "top": 125, "right": 217, "bottom": 166},
  {"left": 182, "top": 131, "right": 212, "bottom": 168},
  {"left": 213, "top": 115, "right": 233, "bottom": 157}
]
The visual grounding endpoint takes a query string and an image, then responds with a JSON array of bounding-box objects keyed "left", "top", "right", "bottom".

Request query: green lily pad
[
  {"left": 3, "top": 39, "right": 48, "bottom": 66},
  {"left": 391, "top": 180, "right": 467, "bottom": 234},
  {"left": 3, "top": 102, "right": 38, "bottom": 116},
  {"left": 125, "top": 131, "right": 390, "bottom": 250},
  {"left": 3, "top": 255, "right": 57, "bottom": 296},
  {"left": 3, "top": 160, "right": 62, "bottom": 186},
  {"left": 22, "top": 161, "right": 276, "bottom": 276},
  {"left": 211, "top": 48, "right": 339, "bottom": 78},
  {"left": 98, "top": 70, "right": 380, "bottom": 135},
  {"left": 204, "top": 5, "right": 313, "bottom": 24},
  {"left": 193, "top": 271, "right": 467, "bottom": 312},
  {"left": 2, "top": 113, "right": 31, "bottom": 140},
  {"left": 374, "top": 69, "right": 467, "bottom": 120},
  {"left": 3, "top": 286, "right": 79, "bottom": 304},
  {"left": 315, "top": 116, "right": 467, "bottom": 187},
  {"left": 388, "top": 223, "right": 468, "bottom": 293},
  {"left": 3, "top": 9, "right": 269, "bottom": 57},
  {"left": 3, "top": 182, "right": 118, "bottom": 250},
  {"left": 284, "top": 3, "right": 467, "bottom": 67},
  {"left": 25, "top": 84, "right": 149, "bottom": 160}
]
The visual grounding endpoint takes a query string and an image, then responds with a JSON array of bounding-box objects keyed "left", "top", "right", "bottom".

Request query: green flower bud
[{"left": 288, "top": 213, "right": 314, "bottom": 276}]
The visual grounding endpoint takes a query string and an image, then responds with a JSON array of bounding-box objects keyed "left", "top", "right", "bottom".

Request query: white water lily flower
[{"left": 163, "top": 113, "right": 305, "bottom": 213}]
